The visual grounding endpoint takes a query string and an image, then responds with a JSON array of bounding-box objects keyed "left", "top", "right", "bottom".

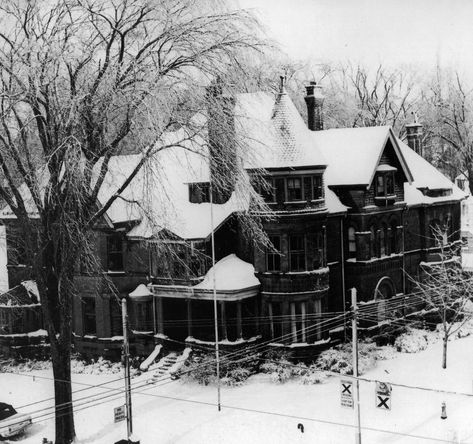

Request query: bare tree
[
  {"left": 327, "top": 63, "right": 417, "bottom": 135},
  {"left": 426, "top": 69, "right": 473, "bottom": 189},
  {"left": 0, "top": 1, "right": 263, "bottom": 442},
  {"left": 411, "top": 227, "right": 473, "bottom": 369}
]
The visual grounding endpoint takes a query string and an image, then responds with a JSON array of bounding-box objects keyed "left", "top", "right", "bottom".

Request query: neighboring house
[
  {"left": 454, "top": 172, "right": 473, "bottom": 253},
  {"left": 0, "top": 280, "right": 46, "bottom": 357},
  {"left": 0, "top": 78, "right": 465, "bottom": 359}
]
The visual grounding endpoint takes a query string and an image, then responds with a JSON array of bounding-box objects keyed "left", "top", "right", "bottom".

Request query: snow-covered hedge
[
  {"left": 394, "top": 328, "right": 433, "bottom": 353},
  {"left": 71, "top": 356, "right": 124, "bottom": 375},
  {"left": 315, "top": 340, "right": 394, "bottom": 375},
  {"left": 182, "top": 352, "right": 259, "bottom": 387},
  {"left": 260, "top": 359, "right": 307, "bottom": 383}
]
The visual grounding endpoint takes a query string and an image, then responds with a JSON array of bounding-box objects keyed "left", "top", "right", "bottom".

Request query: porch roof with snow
[{"left": 150, "top": 254, "right": 260, "bottom": 301}]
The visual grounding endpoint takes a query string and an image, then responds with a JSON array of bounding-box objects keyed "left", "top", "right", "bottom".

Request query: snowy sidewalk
[{"left": 2, "top": 336, "right": 473, "bottom": 443}]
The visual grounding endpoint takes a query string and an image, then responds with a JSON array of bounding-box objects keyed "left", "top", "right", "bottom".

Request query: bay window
[
  {"left": 287, "top": 177, "right": 303, "bottom": 201},
  {"left": 289, "top": 235, "right": 306, "bottom": 271},
  {"left": 266, "top": 235, "right": 281, "bottom": 272},
  {"left": 312, "top": 175, "right": 323, "bottom": 200}
]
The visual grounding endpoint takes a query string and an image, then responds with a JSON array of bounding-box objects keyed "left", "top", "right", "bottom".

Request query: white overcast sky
[{"left": 239, "top": 0, "right": 473, "bottom": 77}]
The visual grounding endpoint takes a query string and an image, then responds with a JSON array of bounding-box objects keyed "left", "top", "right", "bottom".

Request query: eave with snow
[{"left": 0, "top": 75, "right": 467, "bottom": 356}]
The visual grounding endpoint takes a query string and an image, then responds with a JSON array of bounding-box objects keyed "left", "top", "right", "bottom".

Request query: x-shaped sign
[
  {"left": 377, "top": 395, "right": 390, "bottom": 409},
  {"left": 342, "top": 384, "right": 352, "bottom": 395}
]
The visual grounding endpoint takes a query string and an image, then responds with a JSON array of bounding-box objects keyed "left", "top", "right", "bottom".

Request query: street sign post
[
  {"left": 340, "top": 379, "right": 354, "bottom": 408},
  {"left": 375, "top": 381, "right": 392, "bottom": 410},
  {"left": 114, "top": 405, "right": 126, "bottom": 423}
]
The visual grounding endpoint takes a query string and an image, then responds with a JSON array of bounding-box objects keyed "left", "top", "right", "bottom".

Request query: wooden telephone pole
[
  {"left": 351, "top": 288, "right": 362, "bottom": 444},
  {"left": 122, "top": 297, "right": 135, "bottom": 443}
]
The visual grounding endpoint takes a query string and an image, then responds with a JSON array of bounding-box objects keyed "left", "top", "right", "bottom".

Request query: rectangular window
[
  {"left": 83, "top": 298, "right": 96, "bottom": 335},
  {"left": 376, "top": 175, "right": 385, "bottom": 196},
  {"left": 107, "top": 235, "right": 124, "bottom": 271},
  {"left": 348, "top": 227, "right": 357, "bottom": 258},
  {"left": 189, "top": 182, "right": 211, "bottom": 203},
  {"left": 266, "top": 235, "right": 281, "bottom": 271},
  {"left": 260, "top": 177, "right": 275, "bottom": 203},
  {"left": 312, "top": 175, "right": 323, "bottom": 200},
  {"left": 110, "top": 300, "right": 122, "bottom": 336},
  {"left": 289, "top": 235, "right": 306, "bottom": 271},
  {"left": 287, "top": 177, "right": 302, "bottom": 201},
  {"left": 386, "top": 173, "right": 394, "bottom": 195},
  {"left": 375, "top": 172, "right": 395, "bottom": 197}
]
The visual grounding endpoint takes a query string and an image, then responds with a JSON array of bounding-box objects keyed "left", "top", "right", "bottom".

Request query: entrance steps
[{"left": 147, "top": 348, "right": 192, "bottom": 383}]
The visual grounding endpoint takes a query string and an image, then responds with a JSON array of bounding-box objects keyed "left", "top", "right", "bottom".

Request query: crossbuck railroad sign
[
  {"left": 375, "top": 381, "right": 392, "bottom": 410},
  {"left": 340, "top": 379, "right": 354, "bottom": 408}
]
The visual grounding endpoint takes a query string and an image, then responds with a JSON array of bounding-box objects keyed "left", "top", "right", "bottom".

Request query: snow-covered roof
[
  {"left": 238, "top": 90, "right": 326, "bottom": 170},
  {"left": 325, "top": 187, "right": 348, "bottom": 214},
  {"left": 125, "top": 135, "right": 249, "bottom": 240},
  {"left": 313, "top": 126, "right": 412, "bottom": 187},
  {"left": 129, "top": 284, "right": 152, "bottom": 298},
  {"left": 193, "top": 254, "right": 260, "bottom": 291},
  {"left": 0, "top": 86, "right": 464, "bottom": 240},
  {"left": 397, "top": 139, "right": 466, "bottom": 205}
]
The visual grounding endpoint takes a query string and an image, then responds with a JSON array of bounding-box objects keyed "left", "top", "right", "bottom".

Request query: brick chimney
[
  {"left": 206, "top": 77, "right": 236, "bottom": 203},
  {"left": 304, "top": 81, "right": 324, "bottom": 131},
  {"left": 406, "top": 112, "right": 423, "bottom": 156}
]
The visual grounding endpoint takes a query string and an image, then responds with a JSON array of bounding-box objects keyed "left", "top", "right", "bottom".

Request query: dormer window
[
  {"left": 189, "top": 182, "right": 210, "bottom": 203},
  {"left": 375, "top": 165, "right": 396, "bottom": 202},
  {"left": 260, "top": 177, "right": 275, "bottom": 203},
  {"left": 376, "top": 172, "right": 395, "bottom": 197},
  {"left": 312, "top": 175, "right": 323, "bottom": 200},
  {"left": 287, "top": 178, "right": 303, "bottom": 201}
]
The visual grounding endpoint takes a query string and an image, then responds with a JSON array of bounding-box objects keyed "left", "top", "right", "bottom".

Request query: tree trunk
[
  {"left": 442, "top": 336, "right": 448, "bottom": 369},
  {"left": 51, "top": 339, "right": 75, "bottom": 444}
]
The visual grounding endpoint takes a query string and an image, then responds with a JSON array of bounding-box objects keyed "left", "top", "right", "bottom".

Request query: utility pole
[
  {"left": 351, "top": 288, "right": 362, "bottom": 444},
  {"left": 122, "top": 297, "right": 134, "bottom": 442},
  {"left": 210, "top": 182, "right": 221, "bottom": 412}
]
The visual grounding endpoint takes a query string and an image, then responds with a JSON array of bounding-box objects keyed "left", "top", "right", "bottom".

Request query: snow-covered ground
[{"left": 2, "top": 334, "right": 473, "bottom": 444}]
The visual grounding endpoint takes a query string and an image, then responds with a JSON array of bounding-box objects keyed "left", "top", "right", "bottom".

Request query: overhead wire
[{"left": 6, "top": 312, "right": 348, "bottom": 428}]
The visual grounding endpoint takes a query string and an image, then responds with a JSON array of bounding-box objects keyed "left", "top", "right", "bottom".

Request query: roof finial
[{"left": 411, "top": 111, "right": 418, "bottom": 124}]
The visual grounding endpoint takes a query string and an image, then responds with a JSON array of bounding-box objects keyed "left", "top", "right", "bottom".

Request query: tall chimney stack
[
  {"left": 304, "top": 81, "right": 324, "bottom": 131},
  {"left": 406, "top": 112, "right": 423, "bottom": 156},
  {"left": 207, "top": 77, "right": 236, "bottom": 203}
]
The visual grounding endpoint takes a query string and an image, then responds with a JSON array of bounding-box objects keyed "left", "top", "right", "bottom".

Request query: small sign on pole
[
  {"left": 340, "top": 379, "right": 354, "bottom": 408},
  {"left": 375, "top": 381, "right": 392, "bottom": 410},
  {"left": 114, "top": 405, "right": 126, "bottom": 423}
]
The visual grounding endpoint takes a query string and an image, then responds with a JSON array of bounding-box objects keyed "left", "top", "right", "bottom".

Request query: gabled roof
[{"left": 313, "top": 126, "right": 413, "bottom": 187}]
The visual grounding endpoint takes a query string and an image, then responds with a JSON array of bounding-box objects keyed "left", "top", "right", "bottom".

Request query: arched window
[
  {"left": 379, "top": 224, "right": 387, "bottom": 257},
  {"left": 374, "top": 277, "right": 396, "bottom": 322},
  {"left": 370, "top": 226, "right": 376, "bottom": 258},
  {"left": 348, "top": 227, "right": 356, "bottom": 258},
  {"left": 390, "top": 220, "right": 398, "bottom": 254}
]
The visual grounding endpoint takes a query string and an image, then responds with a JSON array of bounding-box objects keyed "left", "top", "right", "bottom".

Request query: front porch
[{"left": 128, "top": 254, "right": 261, "bottom": 348}]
